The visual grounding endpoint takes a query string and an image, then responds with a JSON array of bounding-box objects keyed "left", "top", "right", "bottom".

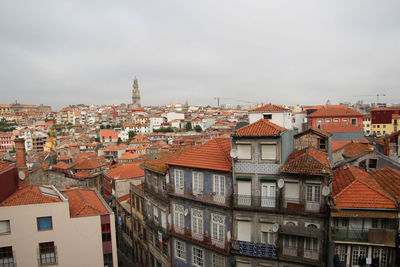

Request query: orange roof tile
[
  {"left": 250, "top": 104, "right": 290, "bottom": 112},
  {"left": 294, "top": 127, "right": 332, "bottom": 139},
  {"left": 0, "top": 185, "right": 62, "bottom": 206},
  {"left": 308, "top": 107, "right": 363, "bottom": 117},
  {"left": 342, "top": 143, "right": 374, "bottom": 158},
  {"left": 106, "top": 163, "right": 144, "bottom": 179},
  {"left": 0, "top": 161, "right": 14, "bottom": 172},
  {"left": 235, "top": 119, "right": 286, "bottom": 136},
  {"left": 62, "top": 188, "right": 108, "bottom": 217},
  {"left": 74, "top": 158, "right": 104, "bottom": 170},
  {"left": 281, "top": 147, "right": 331, "bottom": 176},
  {"left": 370, "top": 167, "right": 400, "bottom": 201},
  {"left": 53, "top": 161, "right": 75, "bottom": 170},
  {"left": 332, "top": 165, "right": 396, "bottom": 209},
  {"left": 119, "top": 152, "right": 140, "bottom": 160},
  {"left": 331, "top": 140, "right": 351, "bottom": 152},
  {"left": 116, "top": 194, "right": 130, "bottom": 203},
  {"left": 168, "top": 138, "right": 231, "bottom": 172},
  {"left": 141, "top": 149, "right": 189, "bottom": 173}
]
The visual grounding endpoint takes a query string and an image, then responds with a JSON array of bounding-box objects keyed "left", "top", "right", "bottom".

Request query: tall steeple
[{"left": 132, "top": 76, "right": 141, "bottom": 108}]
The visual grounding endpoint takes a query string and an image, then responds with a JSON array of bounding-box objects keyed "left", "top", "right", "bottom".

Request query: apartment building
[
  {"left": 167, "top": 138, "right": 233, "bottom": 267},
  {"left": 0, "top": 185, "right": 118, "bottom": 267}
]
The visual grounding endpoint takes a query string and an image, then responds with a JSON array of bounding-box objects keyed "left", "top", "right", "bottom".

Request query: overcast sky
[{"left": 1, "top": 1, "right": 399, "bottom": 110}]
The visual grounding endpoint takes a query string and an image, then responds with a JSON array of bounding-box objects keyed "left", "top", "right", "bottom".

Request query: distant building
[{"left": 132, "top": 77, "right": 141, "bottom": 109}]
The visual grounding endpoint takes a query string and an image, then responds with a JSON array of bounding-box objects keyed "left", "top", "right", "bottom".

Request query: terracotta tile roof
[
  {"left": 106, "top": 163, "right": 144, "bottom": 179},
  {"left": 320, "top": 123, "right": 363, "bottom": 133},
  {"left": 119, "top": 152, "right": 140, "bottom": 160},
  {"left": 58, "top": 156, "right": 72, "bottom": 161},
  {"left": 74, "top": 170, "right": 93, "bottom": 178},
  {"left": 235, "top": 119, "right": 286, "bottom": 137},
  {"left": 53, "top": 161, "right": 75, "bottom": 170},
  {"left": 342, "top": 143, "right": 374, "bottom": 158},
  {"left": 100, "top": 129, "right": 119, "bottom": 139},
  {"left": 281, "top": 147, "right": 331, "bottom": 175},
  {"left": 294, "top": 127, "right": 332, "bottom": 139},
  {"left": 0, "top": 161, "right": 14, "bottom": 172},
  {"left": 116, "top": 194, "right": 130, "bottom": 203},
  {"left": 371, "top": 167, "right": 400, "bottom": 202},
  {"left": 101, "top": 144, "right": 127, "bottom": 152},
  {"left": 168, "top": 138, "right": 232, "bottom": 172},
  {"left": 73, "top": 152, "right": 98, "bottom": 161},
  {"left": 62, "top": 188, "right": 108, "bottom": 217},
  {"left": 331, "top": 140, "right": 351, "bottom": 152},
  {"left": 141, "top": 149, "right": 189, "bottom": 173},
  {"left": 332, "top": 165, "right": 396, "bottom": 209},
  {"left": 74, "top": 158, "right": 104, "bottom": 170},
  {"left": 250, "top": 104, "right": 290, "bottom": 112},
  {"left": 372, "top": 107, "right": 400, "bottom": 111},
  {"left": 0, "top": 185, "right": 63, "bottom": 206},
  {"left": 307, "top": 107, "right": 363, "bottom": 117}
]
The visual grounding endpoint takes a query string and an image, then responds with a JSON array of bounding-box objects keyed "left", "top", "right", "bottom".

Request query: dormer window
[
  {"left": 319, "top": 139, "right": 326, "bottom": 150},
  {"left": 263, "top": 114, "right": 272, "bottom": 120}
]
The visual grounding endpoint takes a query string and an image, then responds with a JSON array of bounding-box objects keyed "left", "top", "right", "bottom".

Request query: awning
[{"left": 331, "top": 210, "right": 398, "bottom": 219}]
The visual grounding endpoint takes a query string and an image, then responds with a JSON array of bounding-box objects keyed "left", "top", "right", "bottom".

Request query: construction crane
[
  {"left": 353, "top": 94, "right": 386, "bottom": 105},
  {"left": 214, "top": 97, "right": 262, "bottom": 107}
]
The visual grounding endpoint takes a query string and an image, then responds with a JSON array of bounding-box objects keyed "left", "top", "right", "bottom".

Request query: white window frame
[
  {"left": 0, "top": 220, "right": 11, "bottom": 234},
  {"left": 260, "top": 144, "right": 277, "bottom": 161},
  {"left": 212, "top": 253, "right": 225, "bottom": 267},
  {"left": 211, "top": 213, "right": 225, "bottom": 242},
  {"left": 174, "top": 239, "right": 186, "bottom": 261},
  {"left": 174, "top": 169, "right": 184, "bottom": 192},
  {"left": 306, "top": 184, "right": 321, "bottom": 202},
  {"left": 213, "top": 175, "right": 225, "bottom": 197},
  {"left": 192, "top": 171, "right": 203, "bottom": 195},
  {"left": 173, "top": 204, "right": 185, "bottom": 229},
  {"left": 237, "top": 144, "right": 252, "bottom": 160},
  {"left": 191, "top": 208, "right": 203, "bottom": 235},
  {"left": 192, "top": 246, "right": 204, "bottom": 267}
]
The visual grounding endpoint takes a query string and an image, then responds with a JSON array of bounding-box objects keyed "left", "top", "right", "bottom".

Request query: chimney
[{"left": 14, "top": 138, "right": 29, "bottom": 188}]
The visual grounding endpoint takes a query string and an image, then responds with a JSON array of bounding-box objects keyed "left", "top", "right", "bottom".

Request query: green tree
[
  {"left": 194, "top": 125, "right": 202, "bottom": 133},
  {"left": 186, "top": 122, "right": 192, "bottom": 131},
  {"left": 117, "top": 137, "right": 122, "bottom": 145}
]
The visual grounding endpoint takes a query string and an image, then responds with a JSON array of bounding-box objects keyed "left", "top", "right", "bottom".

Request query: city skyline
[{"left": 1, "top": 1, "right": 400, "bottom": 110}]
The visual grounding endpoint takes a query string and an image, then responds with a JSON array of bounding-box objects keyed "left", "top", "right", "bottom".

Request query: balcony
[
  {"left": 304, "top": 249, "right": 319, "bottom": 260},
  {"left": 282, "top": 246, "right": 297, "bottom": 257},
  {"left": 283, "top": 197, "right": 326, "bottom": 214},
  {"left": 166, "top": 184, "right": 230, "bottom": 207},
  {"left": 144, "top": 183, "right": 168, "bottom": 200},
  {"left": 332, "top": 228, "right": 396, "bottom": 246},
  {"left": 233, "top": 194, "right": 278, "bottom": 210},
  {"left": 231, "top": 240, "right": 277, "bottom": 259},
  {"left": 168, "top": 224, "right": 229, "bottom": 253},
  {"left": 144, "top": 215, "right": 168, "bottom": 236}
]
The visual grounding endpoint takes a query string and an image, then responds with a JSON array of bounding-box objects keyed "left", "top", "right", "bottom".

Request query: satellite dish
[
  {"left": 272, "top": 223, "right": 279, "bottom": 232},
  {"left": 18, "top": 171, "right": 26, "bottom": 180},
  {"left": 322, "top": 186, "right": 330, "bottom": 196},
  {"left": 278, "top": 179, "right": 284, "bottom": 189},
  {"left": 230, "top": 149, "right": 238, "bottom": 159},
  {"left": 184, "top": 209, "right": 188, "bottom": 216}
]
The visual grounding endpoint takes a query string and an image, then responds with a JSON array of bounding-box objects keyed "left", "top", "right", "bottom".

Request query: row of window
[
  {"left": 174, "top": 239, "right": 225, "bottom": 267},
  {"left": 236, "top": 144, "right": 277, "bottom": 161},
  {"left": 0, "top": 242, "right": 57, "bottom": 266},
  {"left": 0, "top": 217, "right": 53, "bottom": 234},
  {"left": 174, "top": 169, "right": 226, "bottom": 197},
  {"left": 173, "top": 204, "right": 226, "bottom": 242},
  {"left": 317, "top": 118, "right": 357, "bottom": 124}
]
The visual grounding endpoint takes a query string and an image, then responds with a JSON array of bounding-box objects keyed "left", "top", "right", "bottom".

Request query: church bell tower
[{"left": 132, "top": 77, "right": 141, "bottom": 108}]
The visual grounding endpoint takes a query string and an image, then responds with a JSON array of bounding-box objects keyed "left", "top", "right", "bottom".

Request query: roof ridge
[{"left": 214, "top": 138, "right": 231, "bottom": 167}]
